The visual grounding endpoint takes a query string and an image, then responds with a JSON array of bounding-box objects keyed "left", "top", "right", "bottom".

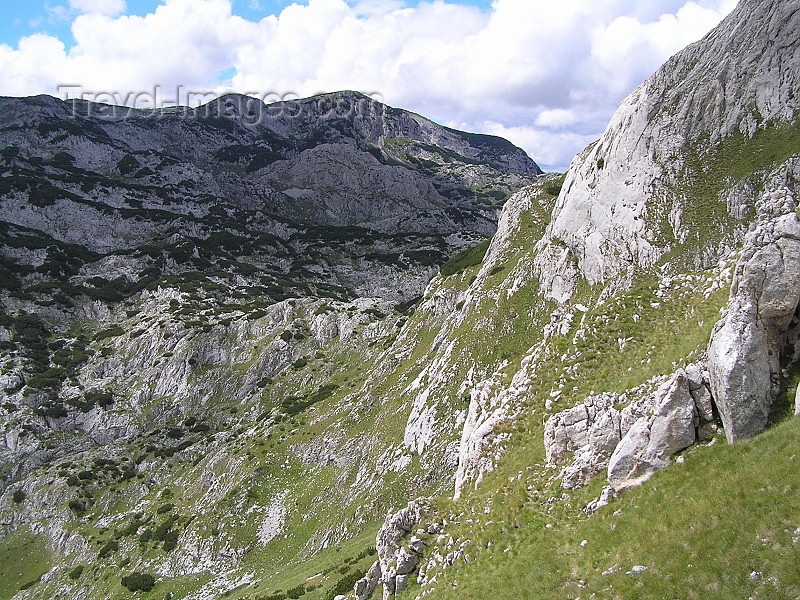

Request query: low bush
[
  {"left": 324, "top": 571, "right": 361, "bottom": 600},
  {"left": 121, "top": 572, "right": 155, "bottom": 592},
  {"left": 438, "top": 239, "right": 490, "bottom": 278},
  {"left": 97, "top": 540, "right": 118, "bottom": 559},
  {"left": 68, "top": 565, "right": 84, "bottom": 580}
]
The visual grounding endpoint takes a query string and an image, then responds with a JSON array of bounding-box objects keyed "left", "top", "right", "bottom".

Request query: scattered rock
[
  {"left": 408, "top": 536, "right": 426, "bottom": 554},
  {"left": 585, "top": 486, "right": 617, "bottom": 515},
  {"left": 626, "top": 565, "right": 648, "bottom": 575}
]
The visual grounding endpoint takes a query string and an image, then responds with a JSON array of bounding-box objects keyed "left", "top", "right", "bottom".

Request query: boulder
[
  {"left": 395, "top": 548, "right": 419, "bottom": 576},
  {"left": 608, "top": 373, "right": 697, "bottom": 491},
  {"left": 544, "top": 393, "right": 624, "bottom": 489},
  {"left": 685, "top": 363, "right": 714, "bottom": 422},
  {"left": 370, "top": 500, "right": 427, "bottom": 600},
  {"left": 707, "top": 300, "right": 772, "bottom": 443},
  {"left": 607, "top": 418, "right": 660, "bottom": 491},
  {"left": 708, "top": 189, "right": 800, "bottom": 443},
  {"left": 648, "top": 373, "right": 698, "bottom": 457}
]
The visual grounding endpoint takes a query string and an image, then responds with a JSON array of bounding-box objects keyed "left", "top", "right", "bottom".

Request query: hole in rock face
[{"left": 771, "top": 304, "right": 800, "bottom": 424}]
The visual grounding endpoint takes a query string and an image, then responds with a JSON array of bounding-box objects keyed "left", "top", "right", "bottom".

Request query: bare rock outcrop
[
  {"left": 354, "top": 500, "right": 428, "bottom": 600},
  {"left": 546, "top": 367, "right": 716, "bottom": 493},
  {"left": 607, "top": 373, "right": 698, "bottom": 491},
  {"left": 544, "top": 392, "right": 629, "bottom": 490},
  {"left": 708, "top": 185, "right": 800, "bottom": 442}
]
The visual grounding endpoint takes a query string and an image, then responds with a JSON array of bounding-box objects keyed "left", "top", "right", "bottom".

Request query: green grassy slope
[{"left": 419, "top": 416, "right": 800, "bottom": 600}]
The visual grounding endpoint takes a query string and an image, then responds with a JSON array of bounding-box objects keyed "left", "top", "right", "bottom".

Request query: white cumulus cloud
[
  {"left": 0, "top": 0, "right": 739, "bottom": 170},
  {"left": 68, "top": 0, "right": 127, "bottom": 16}
]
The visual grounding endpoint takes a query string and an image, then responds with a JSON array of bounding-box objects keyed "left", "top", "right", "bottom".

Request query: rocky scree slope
[
  {"left": 346, "top": 0, "right": 800, "bottom": 598},
  {"left": 0, "top": 93, "right": 539, "bottom": 599}
]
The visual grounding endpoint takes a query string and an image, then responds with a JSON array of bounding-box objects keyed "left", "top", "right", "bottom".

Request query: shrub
[
  {"left": 86, "top": 391, "right": 114, "bottom": 409},
  {"left": 544, "top": 176, "right": 565, "bottom": 197},
  {"left": 163, "top": 530, "right": 179, "bottom": 552},
  {"left": 138, "top": 528, "right": 152, "bottom": 545},
  {"left": 49, "top": 151, "right": 75, "bottom": 167},
  {"left": 18, "top": 577, "right": 41, "bottom": 591},
  {"left": 488, "top": 264, "right": 506, "bottom": 277},
  {"left": 166, "top": 428, "right": 184, "bottom": 439},
  {"left": 117, "top": 154, "right": 140, "bottom": 176},
  {"left": 26, "top": 368, "right": 69, "bottom": 391},
  {"left": 121, "top": 515, "right": 146, "bottom": 536},
  {"left": 153, "top": 514, "right": 179, "bottom": 541},
  {"left": 68, "top": 564, "right": 84, "bottom": 580},
  {"left": 438, "top": 239, "right": 491, "bottom": 278},
  {"left": 97, "top": 540, "right": 119, "bottom": 559},
  {"left": 280, "top": 384, "right": 339, "bottom": 417},
  {"left": 121, "top": 572, "right": 155, "bottom": 592},
  {"left": 286, "top": 584, "right": 306, "bottom": 599},
  {"left": 94, "top": 325, "right": 124, "bottom": 341},
  {"left": 324, "top": 571, "right": 362, "bottom": 600},
  {"left": 12, "top": 489, "right": 26, "bottom": 503}
]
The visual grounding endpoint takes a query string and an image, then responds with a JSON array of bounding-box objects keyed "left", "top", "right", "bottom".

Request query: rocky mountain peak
[{"left": 541, "top": 0, "right": 800, "bottom": 293}]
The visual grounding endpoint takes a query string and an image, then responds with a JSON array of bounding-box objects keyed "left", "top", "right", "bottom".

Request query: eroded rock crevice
[{"left": 708, "top": 185, "right": 800, "bottom": 442}]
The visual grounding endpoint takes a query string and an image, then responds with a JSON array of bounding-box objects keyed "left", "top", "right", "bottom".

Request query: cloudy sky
[{"left": 0, "top": 0, "right": 738, "bottom": 170}]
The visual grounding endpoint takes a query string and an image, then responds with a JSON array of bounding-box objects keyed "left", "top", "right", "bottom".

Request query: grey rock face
[
  {"left": 708, "top": 185, "right": 800, "bottom": 442},
  {"left": 547, "top": 367, "right": 715, "bottom": 493},
  {"left": 539, "top": 0, "right": 800, "bottom": 294},
  {"left": 0, "top": 90, "right": 538, "bottom": 243},
  {"left": 0, "top": 91, "right": 540, "bottom": 335},
  {"left": 607, "top": 373, "right": 698, "bottom": 491}
]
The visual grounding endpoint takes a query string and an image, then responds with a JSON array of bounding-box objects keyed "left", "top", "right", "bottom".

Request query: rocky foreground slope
[{"left": 351, "top": 0, "right": 800, "bottom": 598}]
